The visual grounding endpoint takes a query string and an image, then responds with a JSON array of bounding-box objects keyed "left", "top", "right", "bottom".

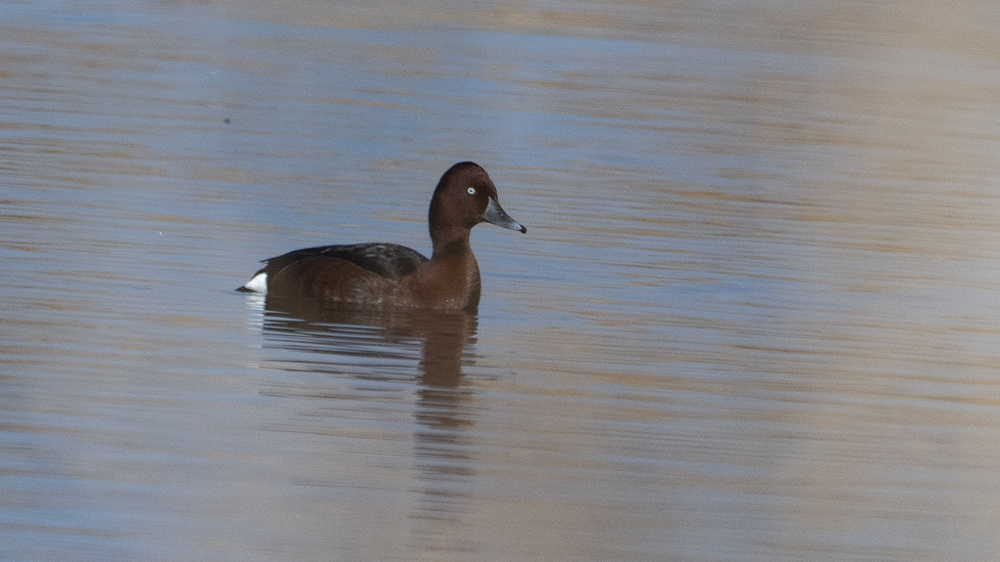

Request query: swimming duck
[{"left": 238, "top": 161, "right": 526, "bottom": 312}]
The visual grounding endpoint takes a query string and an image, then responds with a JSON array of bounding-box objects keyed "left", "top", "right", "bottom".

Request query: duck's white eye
[{"left": 467, "top": 187, "right": 476, "bottom": 195}]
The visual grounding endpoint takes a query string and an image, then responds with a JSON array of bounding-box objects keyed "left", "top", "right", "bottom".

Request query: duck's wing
[{"left": 263, "top": 243, "right": 429, "bottom": 281}]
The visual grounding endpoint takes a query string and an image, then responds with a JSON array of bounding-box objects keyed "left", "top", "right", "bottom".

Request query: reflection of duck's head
[{"left": 239, "top": 162, "right": 525, "bottom": 313}]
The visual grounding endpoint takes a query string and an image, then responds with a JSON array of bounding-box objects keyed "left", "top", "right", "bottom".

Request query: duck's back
[{"left": 264, "top": 243, "right": 428, "bottom": 281}]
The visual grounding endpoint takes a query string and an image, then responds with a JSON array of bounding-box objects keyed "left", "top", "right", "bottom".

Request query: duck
[{"left": 238, "top": 161, "right": 526, "bottom": 312}]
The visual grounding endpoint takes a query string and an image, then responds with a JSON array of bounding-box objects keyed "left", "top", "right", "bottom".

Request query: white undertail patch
[{"left": 242, "top": 272, "right": 268, "bottom": 294}]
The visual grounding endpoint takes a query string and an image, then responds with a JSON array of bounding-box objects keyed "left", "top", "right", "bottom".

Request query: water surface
[{"left": 3, "top": 1, "right": 1000, "bottom": 561}]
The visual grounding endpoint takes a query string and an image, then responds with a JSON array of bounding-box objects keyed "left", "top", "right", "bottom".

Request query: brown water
[{"left": 3, "top": 1, "right": 1000, "bottom": 561}]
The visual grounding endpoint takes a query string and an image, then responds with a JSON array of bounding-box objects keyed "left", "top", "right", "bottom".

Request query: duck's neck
[
  {"left": 431, "top": 229, "right": 471, "bottom": 258},
  {"left": 420, "top": 232, "right": 481, "bottom": 311}
]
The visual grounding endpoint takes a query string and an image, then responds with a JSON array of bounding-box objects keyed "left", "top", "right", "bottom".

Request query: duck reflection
[
  {"left": 258, "top": 295, "right": 479, "bottom": 518},
  {"left": 261, "top": 296, "right": 478, "bottom": 389}
]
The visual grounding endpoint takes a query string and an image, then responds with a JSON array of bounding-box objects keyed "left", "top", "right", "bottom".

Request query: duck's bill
[{"left": 483, "top": 198, "right": 527, "bottom": 233}]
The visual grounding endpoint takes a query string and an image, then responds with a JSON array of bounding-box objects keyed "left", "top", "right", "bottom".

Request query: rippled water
[{"left": 4, "top": 1, "right": 1000, "bottom": 561}]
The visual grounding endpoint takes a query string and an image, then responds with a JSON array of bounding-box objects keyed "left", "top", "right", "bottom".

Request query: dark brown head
[{"left": 428, "top": 162, "right": 526, "bottom": 250}]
